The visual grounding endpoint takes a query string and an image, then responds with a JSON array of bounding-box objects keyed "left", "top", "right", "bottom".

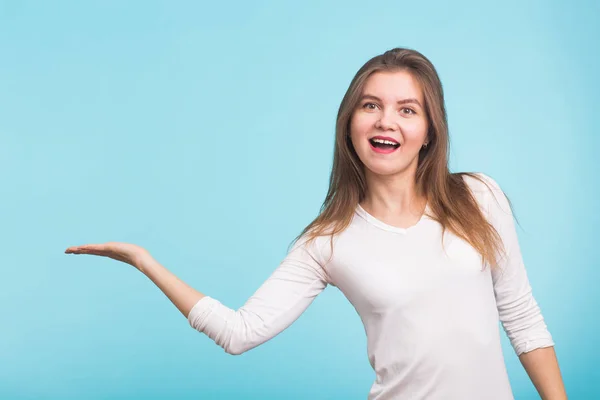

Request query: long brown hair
[{"left": 293, "top": 47, "right": 513, "bottom": 269}]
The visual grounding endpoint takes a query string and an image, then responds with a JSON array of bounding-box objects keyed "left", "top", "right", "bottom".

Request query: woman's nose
[{"left": 375, "top": 109, "right": 398, "bottom": 130}]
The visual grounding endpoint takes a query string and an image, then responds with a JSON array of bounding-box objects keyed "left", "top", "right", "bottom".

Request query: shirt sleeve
[
  {"left": 187, "top": 235, "right": 330, "bottom": 355},
  {"left": 476, "top": 173, "right": 555, "bottom": 356}
]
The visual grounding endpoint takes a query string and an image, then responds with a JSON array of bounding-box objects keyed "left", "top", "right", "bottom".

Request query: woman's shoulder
[
  {"left": 455, "top": 171, "right": 503, "bottom": 194},
  {"left": 455, "top": 172, "right": 513, "bottom": 218}
]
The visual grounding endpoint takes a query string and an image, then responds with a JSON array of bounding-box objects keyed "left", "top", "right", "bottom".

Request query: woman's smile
[{"left": 369, "top": 135, "right": 401, "bottom": 154}]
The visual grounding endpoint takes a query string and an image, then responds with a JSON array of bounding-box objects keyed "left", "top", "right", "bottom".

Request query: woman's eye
[
  {"left": 363, "top": 102, "right": 378, "bottom": 110},
  {"left": 401, "top": 107, "right": 416, "bottom": 115}
]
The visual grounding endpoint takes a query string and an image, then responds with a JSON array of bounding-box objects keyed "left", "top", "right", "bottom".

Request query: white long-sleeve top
[{"left": 187, "top": 173, "right": 554, "bottom": 399}]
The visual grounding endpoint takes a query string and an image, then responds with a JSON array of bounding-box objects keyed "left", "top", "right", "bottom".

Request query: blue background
[{"left": 1, "top": 0, "right": 598, "bottom": 398}]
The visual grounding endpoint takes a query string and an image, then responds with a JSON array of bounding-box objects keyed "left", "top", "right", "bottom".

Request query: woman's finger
[{"left": 65, "top": 244, "right": 105, "bottom": 254}]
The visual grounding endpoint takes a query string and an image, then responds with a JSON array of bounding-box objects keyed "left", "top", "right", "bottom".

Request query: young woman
[{"left": 65, "top": 48, "right": 567, "bottom": 399}]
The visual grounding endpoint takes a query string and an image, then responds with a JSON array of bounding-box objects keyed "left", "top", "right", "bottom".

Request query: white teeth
[{"left": 372, "top": 138, "right": 399, "bottom": 145}]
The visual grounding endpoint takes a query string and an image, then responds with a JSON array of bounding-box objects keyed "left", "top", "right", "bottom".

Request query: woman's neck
[{"left": 360, "top": 170, "right": 427, "bottom": 221}]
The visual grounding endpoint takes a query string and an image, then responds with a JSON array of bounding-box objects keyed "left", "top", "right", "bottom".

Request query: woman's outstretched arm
[{"left": 66, "top": 236, "right": 331, "bottom": 355}]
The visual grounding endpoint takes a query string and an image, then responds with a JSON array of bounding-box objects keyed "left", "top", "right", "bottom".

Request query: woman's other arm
[
  {"left": 476, "top": 174, "right": 567, "bottom": 399},
  {"left": 519, "top": 347, "right": 567, "bottom": 400}
]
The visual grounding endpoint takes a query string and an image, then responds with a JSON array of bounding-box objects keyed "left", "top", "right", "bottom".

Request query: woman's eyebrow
[{"left": 360, "top": 94, "right": 422, "bottom": 107}]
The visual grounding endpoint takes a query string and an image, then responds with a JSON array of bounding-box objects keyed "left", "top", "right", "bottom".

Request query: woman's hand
[
  {"left": 66, "top": 241, "right": 207, "bottom": 318},
  {"left": 65, "top": 242, "right": 151, "bottom": 270}
]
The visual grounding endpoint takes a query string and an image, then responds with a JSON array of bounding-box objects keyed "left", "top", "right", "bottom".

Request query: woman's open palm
[{"left": 65, "top": 242, "right": 150, "bottom": 269}]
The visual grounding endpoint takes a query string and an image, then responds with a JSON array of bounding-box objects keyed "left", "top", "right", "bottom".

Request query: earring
[{"left": 422, "top": 142, "right": 428, "bottom": 148}]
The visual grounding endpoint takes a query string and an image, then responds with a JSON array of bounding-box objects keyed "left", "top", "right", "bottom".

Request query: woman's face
[{"left": 349, "top": 70, "right": 429, "bottom": 179}]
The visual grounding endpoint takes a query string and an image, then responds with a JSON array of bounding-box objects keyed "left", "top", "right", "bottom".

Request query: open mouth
[{"left": 369, "top": 137, "right": 400, "bottom": 153}]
